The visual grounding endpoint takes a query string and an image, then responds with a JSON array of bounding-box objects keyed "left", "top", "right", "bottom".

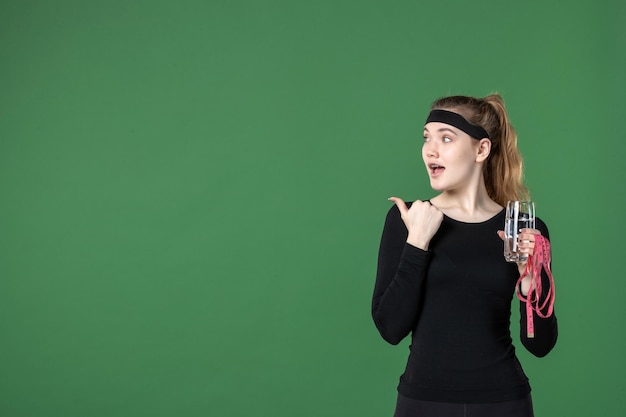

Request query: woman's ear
[{"left": 476, "top": 138, "right": 492, "bottom": 162}]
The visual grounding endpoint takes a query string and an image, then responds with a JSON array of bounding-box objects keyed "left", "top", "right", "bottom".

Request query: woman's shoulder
[
  {"left": 385, "top": 201, "right": 408, "bottom": 219},
  {"left": 385, "top": 199, "right": 427, "bottom": 217}
]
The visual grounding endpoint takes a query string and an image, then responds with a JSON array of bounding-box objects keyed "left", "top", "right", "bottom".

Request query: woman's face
[{"left": 422, "top": 122, "right": 483, "bottom": 192}]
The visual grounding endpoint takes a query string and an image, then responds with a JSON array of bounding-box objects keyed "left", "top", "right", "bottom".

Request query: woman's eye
[
  {"left": 423, "top": 136, "right": 430, "bottom": 142},
  {"left": 443, "top": 136, "right": 452, "bottom": 143}
]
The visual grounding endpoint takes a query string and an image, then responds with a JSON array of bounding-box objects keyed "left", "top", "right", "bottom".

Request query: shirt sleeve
[
  {"left": 519, "top": 217, "right": 558, "bottom": 357},
  {"left": 371, "top": 204, "right": 431, "bottom": 345}
]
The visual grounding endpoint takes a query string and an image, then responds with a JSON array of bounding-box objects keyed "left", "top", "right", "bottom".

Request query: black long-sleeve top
[{"left": 372, "top": 203, "right": 558, "bottom": 403}]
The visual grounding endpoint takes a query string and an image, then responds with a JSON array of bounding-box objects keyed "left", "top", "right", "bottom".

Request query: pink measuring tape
[{"left": 516, "top": 234, "right": 556, "bottom": 338}]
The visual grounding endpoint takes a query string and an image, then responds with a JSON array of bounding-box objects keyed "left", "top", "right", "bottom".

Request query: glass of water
[{"left": 504, "top": 201, "right": 535, "bottom": 262}]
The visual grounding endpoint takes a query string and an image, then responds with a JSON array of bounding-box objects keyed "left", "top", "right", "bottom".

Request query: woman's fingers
[
  {"left": 388, "top": 198, "right": 443, "bottom": 250},
  {"left": 519, "top": 228, "right": 541, "bottom": 241},
  {"left": 518, "top": 228, "right": 542, "bottom": 254}
]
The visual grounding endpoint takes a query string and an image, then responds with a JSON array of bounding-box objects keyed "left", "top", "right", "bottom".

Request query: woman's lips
[{"left": 429, "top": 163, "right": 445, "bottom": 177}]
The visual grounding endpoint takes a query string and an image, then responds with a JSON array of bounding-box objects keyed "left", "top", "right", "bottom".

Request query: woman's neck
[{"left": 430, "top": 183, "right": 502, "bottom": 223}]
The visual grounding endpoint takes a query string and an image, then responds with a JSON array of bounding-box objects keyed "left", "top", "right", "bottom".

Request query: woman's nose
[{"left": 423, "top": 142, "right": 438, "bottom": 158}]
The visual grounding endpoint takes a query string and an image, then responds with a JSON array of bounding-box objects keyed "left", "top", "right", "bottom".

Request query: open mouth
[{"left": 429, "top": 163, "right": 445, "bottom": 176}]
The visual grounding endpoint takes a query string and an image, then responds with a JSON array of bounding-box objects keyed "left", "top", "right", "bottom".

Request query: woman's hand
[
  {"left": 497, "top": 228, "right": 543, "bottom": 295},
  {"left": 389, "top": 197, "right": 444, "bottom": 251}
]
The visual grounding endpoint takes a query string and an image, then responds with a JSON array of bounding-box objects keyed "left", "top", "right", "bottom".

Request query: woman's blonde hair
[{"left": 430, "top": 94, "right": 529, "bottom": 206}]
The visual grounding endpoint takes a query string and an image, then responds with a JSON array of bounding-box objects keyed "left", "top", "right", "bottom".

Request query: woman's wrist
[{"left": 406, "top": 233, "right": 429, "bottom": 251}]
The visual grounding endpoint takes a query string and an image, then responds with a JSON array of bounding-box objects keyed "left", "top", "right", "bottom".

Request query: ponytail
[{"left": 482, "top": 95, "right": 529, "bottom": 205}]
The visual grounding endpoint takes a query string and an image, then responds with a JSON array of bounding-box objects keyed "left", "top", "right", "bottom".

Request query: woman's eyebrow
[{"left": 424, "top": 126, "right": 458, "bottom": 134}]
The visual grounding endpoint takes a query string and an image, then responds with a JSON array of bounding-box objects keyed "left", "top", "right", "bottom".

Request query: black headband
[{"left": 425, "top": 109, "right": 490, "bottom": 139}]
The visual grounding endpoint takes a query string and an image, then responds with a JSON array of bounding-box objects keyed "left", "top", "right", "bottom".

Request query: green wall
[{"left": 1, "top": 1, "right": 624, "bottom": 416}]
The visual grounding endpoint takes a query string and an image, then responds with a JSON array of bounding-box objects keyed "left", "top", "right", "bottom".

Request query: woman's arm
[
  {"left": 371, "top": 203, "right": 435, "bottom": 345},
  {"left": 518, "top": 217, "right": 558, "bottom": 357}
]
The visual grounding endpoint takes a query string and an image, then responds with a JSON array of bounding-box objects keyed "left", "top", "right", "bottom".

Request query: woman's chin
[{"left": 429, "top": 181, "right": 445, "bottom": 191}]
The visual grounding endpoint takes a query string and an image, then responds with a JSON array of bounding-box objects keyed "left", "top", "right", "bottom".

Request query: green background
[{"left": 1, "top": 1, "right": 624, "bottom": 416}]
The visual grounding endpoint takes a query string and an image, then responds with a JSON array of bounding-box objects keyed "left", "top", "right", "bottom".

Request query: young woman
[{"left": 372, "top": 94, "right": 558, "bottom": 417}]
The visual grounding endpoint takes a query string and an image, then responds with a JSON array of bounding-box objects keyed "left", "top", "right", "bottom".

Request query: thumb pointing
[{"left": 388, "top": 197, "right": 408, "bottom": 217}]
